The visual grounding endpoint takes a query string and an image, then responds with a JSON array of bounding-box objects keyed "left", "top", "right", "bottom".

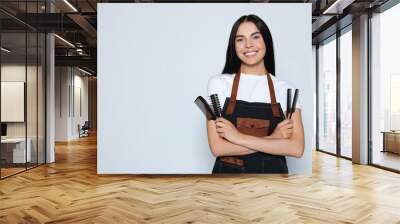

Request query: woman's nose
[{"left": 245, "top": 38, "right": 254, "bottom": 48}]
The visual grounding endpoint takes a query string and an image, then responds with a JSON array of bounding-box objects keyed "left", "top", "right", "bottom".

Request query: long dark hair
[{"left": 222, "top": 14, "right": 275, "bottom": 76}]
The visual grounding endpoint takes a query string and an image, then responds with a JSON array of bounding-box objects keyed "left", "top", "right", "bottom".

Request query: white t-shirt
[{"left": 207, "top": 73, "right": 301, "bottom": 114}]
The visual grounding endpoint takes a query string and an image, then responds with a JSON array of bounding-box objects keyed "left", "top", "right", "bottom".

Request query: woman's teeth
[{"left": 244, "top": 51, "right": 257, "bottom": 56}]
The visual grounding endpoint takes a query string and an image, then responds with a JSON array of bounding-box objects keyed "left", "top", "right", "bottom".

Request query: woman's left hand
[{"left": 215, "top": 117, "right": 243, "bottom": 145}]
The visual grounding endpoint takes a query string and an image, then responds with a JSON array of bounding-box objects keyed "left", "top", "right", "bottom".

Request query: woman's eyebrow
[{"left": 235, "top": 32, "right": 261, "bottom": 38}]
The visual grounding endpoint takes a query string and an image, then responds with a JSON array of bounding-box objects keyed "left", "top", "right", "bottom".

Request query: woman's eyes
[{"left": 236, "top": 36, "right": 261, "bottom": 42}]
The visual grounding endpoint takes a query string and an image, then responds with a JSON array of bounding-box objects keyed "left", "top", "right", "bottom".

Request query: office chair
[{"left": 79, "top": 121, "right": 90, "bottom": 138}]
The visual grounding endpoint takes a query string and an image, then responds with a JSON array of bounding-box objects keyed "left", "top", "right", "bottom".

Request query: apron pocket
[
  {"left": 237, "top": 117, "right": 269, "bottom": 137},
  {"left": 214, "top": 160, "right": 245, "bottom": 174},
  {"left": 262, "top": 157, "right": 288, "bottom": 174}
]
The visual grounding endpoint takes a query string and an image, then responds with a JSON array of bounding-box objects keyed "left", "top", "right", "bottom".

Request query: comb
[
  {"left": 289, "top": 89, "right": 299, "bottom": 119},
  {"left": 194, "top": 96, "right": 216, "bottom": 120},
  {"left": 286, "top": 89, "right": 292, "bottom": 118}
]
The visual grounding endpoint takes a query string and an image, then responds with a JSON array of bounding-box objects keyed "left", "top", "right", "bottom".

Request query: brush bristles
[{"left": 210, "top": 94, "right": 222, "bottom": 117}]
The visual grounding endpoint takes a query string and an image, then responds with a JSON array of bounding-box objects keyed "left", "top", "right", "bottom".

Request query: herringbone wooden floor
[{"left": 1, "top": 134, "right": 400, "bottom": 224}]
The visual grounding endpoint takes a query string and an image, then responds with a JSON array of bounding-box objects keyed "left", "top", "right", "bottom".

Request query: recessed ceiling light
[
  {"left": 1, "top": 47, "right": 11, "bottom": 53},
  {"left": 54, "top": 34, "right": 75, "bottom": 48},
  {"left": 78, "top": 67, "right": 93, "bottom": 76},
  {"left": 322, "top": 0, "right": 354, "bottom": 15},
  {"left": 63, "top": 0, "right": 78, "bottom": 12}
]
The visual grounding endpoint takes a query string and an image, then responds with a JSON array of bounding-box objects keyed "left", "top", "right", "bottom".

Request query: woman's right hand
[{"left": 269, "top": 119, "right": 294, "bottom": 139}]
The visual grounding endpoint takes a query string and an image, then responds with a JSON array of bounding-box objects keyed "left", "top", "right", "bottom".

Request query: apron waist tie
[
  {"left": 219, "top": 153, "right": 284, "bottom": 167},
  {"left": 220, "top": 156, "right": 244, "bottom": 166}
]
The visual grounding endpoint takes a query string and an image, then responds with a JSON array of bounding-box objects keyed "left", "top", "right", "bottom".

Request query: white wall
[
  {"left": 98, "top": 3, "right": 313, "bottom": 174},
  {"left": 55, "top": 67, "right": 89, "bottom": 141},
  {"left": 72, "top": 72, "right": 89, "bottom": 138},
  {"left": 55, "top": 67, "right": 69, "bottom": 141}
]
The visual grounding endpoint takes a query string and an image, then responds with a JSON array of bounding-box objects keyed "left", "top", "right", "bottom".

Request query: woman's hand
[
  {"left": 215, "top": 117, "right": 244, "bottom": 145},
  {"left": 269, "top": 119, "right": 294, "bottom": 139}
]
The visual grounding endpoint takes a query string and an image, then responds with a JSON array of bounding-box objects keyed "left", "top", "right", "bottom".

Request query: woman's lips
[{"left": 244, "top": 51, "right": 257, "bottom": 57}]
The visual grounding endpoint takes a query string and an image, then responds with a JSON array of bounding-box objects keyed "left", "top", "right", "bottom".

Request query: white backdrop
[{"left": 98, "top": 3, "right": 314, "bottom": 174}]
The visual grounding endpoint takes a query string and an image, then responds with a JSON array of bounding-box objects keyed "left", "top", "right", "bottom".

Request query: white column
[
  {"left": 46, "top": 33, "right": 55, "bottom": 163},
  {"left": 45, "top": 1, "right": 56, "bottom": 163},
  {"left": 352, "top": 14, "right": 369, "bottom": 164}
]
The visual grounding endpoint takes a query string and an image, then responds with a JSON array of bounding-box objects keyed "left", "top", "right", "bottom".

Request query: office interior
[
  {"left": 0, "top": 0, "right": 97, "bottom": 179},
  {"left": 0, "top": 0, "right": 399, "bottom": 222}
]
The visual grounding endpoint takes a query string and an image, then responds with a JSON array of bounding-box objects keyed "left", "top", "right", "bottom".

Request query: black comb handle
[
  {"left": 289, "top": 89, "right": 299, "bottom": 119},
  {"left": 286, "top": 89, "right": 292, "bottom": 118}
]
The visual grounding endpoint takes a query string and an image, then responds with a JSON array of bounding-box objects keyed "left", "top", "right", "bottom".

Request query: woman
[{"left": 207, "top": 14, "right": 305, "bottom": 174}]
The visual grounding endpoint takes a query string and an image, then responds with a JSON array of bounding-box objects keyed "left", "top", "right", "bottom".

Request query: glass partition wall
[
  {"left": 0, "top": 31, "right": 27, "bottom": 177},
  {"left": 316, "top": 26, "right": 353, "bottom": 159},
  {"left": 317, "top": 35, "right": 337, "bottom": 155},
  {"left": 339, "top": 28, "right": 352, "bottom": 159},
  {"left": 0, "top": 1, "right": 46, "bottom": 179},
  {"left": 317, "top": 0, "right": 400, "bottom": 171},
  {"left": 370, "top": 3, "right": 400, "bottom": 171}
]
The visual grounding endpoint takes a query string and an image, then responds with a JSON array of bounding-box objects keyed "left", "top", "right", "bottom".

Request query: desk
[
  {"left": 1, "top": 138, "right": 31, "bottom": 163},
  {"left": 381, "top": 131, "right": 400, "bottom": 154}
]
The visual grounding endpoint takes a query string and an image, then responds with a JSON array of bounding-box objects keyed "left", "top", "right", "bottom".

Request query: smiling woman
[
  {"left": 98, "top": 4, "right": 312, "bottom": 175},
  {"left": 206, "top": 14, "right": 305, "bottom": 174}
]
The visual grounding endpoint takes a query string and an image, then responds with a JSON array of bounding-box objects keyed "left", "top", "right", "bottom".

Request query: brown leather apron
[{"left": 212, "top": 71, "right": 288, "bottom": 174}]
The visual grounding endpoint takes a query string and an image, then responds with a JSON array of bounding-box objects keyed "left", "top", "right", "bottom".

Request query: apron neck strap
[
  {"left": 225, "top": 70, "right": 241, "bottom": 115},
  {"left": 266, "top": 72, "right": 281, "bottom": 117},
  {"left": 225, "top": 71, "right": 281, "bottom": 117}
]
